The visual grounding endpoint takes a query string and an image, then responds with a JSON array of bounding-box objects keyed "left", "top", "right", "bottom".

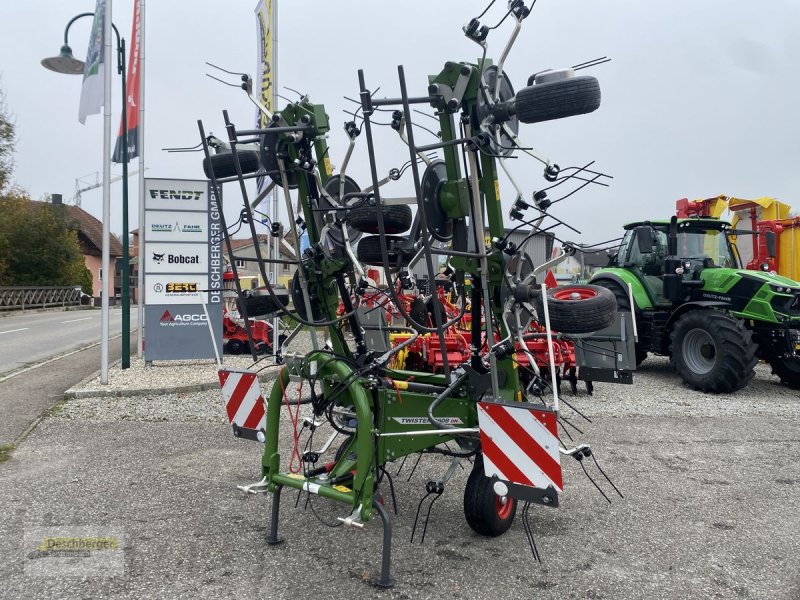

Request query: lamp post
[{"left": 42, "top": 11, "right": 131, "bottom": 372}]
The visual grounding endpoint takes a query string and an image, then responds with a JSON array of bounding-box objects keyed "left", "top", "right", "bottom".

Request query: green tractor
[{"left": 591, "top": 216, "right": 800, "bottom": 392}]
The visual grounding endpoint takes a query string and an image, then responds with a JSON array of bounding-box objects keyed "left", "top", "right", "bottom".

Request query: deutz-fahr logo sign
[
  {"left": 150, "top": 222, "right": 203, "bottom": 234},
  {"left": 159, "top": 309, "right": 208, "bottom": 327}
]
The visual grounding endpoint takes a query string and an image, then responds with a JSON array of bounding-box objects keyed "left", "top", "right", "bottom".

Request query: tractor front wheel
[
  {"left": 463, "top": 458, "right": 517, "bottom": 537},
  {"left": 670, "top": 310, "right": 757, "bottom": 393},
  {"left": 767, "top": 354, "right": 800, "bottom": 389}
]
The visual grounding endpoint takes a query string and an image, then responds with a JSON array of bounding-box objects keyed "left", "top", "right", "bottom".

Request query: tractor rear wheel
[
  {"left": 463, "top": 458, "right": 517, "bottom": 537},
  {"left": 767, "top": 354, "right": 800, "bottom": 389},
  {"left": 534, "top": 284, "right": 616, "bottom": 334},
  {"left": 669, "top": 310, "right": 757, "bottom": 393}
]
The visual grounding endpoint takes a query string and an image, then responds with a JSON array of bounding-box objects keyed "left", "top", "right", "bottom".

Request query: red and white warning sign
[
  {"left": 218, "top": 368, "right": 266, "bottom": 441},
  {"left": 477, "top": 401, "right": 563, "bottom": 493}
]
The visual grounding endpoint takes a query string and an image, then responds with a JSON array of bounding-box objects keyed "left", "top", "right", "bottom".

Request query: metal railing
[{"left": 0, "top": 286, "right": 85, "bottom": 311}]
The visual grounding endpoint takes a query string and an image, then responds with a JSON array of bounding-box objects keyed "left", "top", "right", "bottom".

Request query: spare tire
[
  {"left": 348, "top": 204, "right": 412, "bottom": 234},
  {"left": 203, "top": 150, "right": 261, "bottom": 179},
  {"left": 357, "top": 235, "right": 408, "bottom": 267},
  {"left": 534, "top": 284, "right": 616, "bottom": 334}
]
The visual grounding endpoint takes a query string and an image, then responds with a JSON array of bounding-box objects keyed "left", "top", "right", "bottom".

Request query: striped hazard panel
[
  {"left": 477, "top": 401, "right": 563, "bottom": 497},
  {"left": 218, "top": 369, "right": 266, "bottom": 442}
]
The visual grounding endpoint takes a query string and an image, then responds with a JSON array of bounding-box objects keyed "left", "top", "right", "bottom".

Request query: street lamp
[{"left": 42, "top": 12, "right": 131, "bottom": 372}]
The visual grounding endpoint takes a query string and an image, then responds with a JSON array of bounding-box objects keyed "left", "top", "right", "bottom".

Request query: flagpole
[
  {"left": 271, "top": 0, "right": 279, "bottom": 360},
  {"left": 101, "top": 0, "right": 113, "bottom": 384},
  {"left": 137, "top": 0, "right": 145, "bottom": 358}
]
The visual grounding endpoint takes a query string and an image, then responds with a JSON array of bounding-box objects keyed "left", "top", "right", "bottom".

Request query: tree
[
  {"left": 0, "top": 84, "right": 92, "bottom": 293},
  {"left": 0, "top": 83, "right": 14, "bottom": 195},
  {"left": 0, "top": 196, "right": 93, "bottom": 293}
]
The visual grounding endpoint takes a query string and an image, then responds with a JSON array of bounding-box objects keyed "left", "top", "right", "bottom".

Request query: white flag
[{"left": 78, "top": 1, "right": 105, "bottom": 124}]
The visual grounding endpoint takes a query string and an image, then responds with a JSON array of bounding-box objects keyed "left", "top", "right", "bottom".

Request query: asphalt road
[
  {"left": 0, "top": 307, "right": 136, "bottom": 377},
  {"left": 0, "top": 308, "right": 138, "bottom": 447}
]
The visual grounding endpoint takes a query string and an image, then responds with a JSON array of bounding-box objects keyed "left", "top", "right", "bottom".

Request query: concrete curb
[
  {"left": 63, "top": 363, "right": 282, "bottom": 400},
  {"left": 0, "top": 305, "right": 107, "bottom": 318}
]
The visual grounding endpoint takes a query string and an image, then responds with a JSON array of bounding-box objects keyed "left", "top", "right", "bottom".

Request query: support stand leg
[
  {"left": 371, "top": 499, "right": 395, "bottom": 589},
  {"left": 265, "top": 485, "right": 284, "bottom": 545}
]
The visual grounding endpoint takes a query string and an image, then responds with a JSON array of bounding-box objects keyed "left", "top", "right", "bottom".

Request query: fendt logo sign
[
  {"left": 148, "top": 189, "right": 203, "bottom": 201},
  {"left": 158, "top": 309, "right": 208, "bottom": 327}
]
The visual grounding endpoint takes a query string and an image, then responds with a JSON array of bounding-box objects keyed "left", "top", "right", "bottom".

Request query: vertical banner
[
  {"left": 143, "top": 178, "right": 222, "bottom": 361},
  {"left": 78, "top": 0, "right": 105, "bottom": 124},
  {"left": 254, "top": 0, "right": 274, "bottom": 131},
  {"left": 254, "top": 0, "right": 274, "bottom": 196},
  {"left": 113, "top": 0, "right": 141, "bottom": 163}
]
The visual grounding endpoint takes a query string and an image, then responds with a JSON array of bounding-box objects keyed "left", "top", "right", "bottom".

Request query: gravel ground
[
  {"left": 67, "top": 332, "right": 317, "bottom": 397},
  {"left": 1, "top": 354, "right": 799, "bottom": 599}
]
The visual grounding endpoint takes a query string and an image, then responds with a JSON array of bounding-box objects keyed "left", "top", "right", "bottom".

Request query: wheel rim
[
  {"left": 495, "top": 495, "right": 513, "bottom": 520},
  {"left": 682, "top": 328, "right": 716, "bottom": 374},
  {"left": 552, "top": 286, "right": 597, "bottom": 301}
]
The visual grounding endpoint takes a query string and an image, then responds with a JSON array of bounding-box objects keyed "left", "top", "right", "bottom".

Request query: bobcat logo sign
[{"left": 152, "top": 252, "right": 165, "bottom": 264}]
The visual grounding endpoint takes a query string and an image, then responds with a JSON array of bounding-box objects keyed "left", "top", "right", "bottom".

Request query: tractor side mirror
[
  {"left": 636, "top": 227, "right": 654, "bottom": 254},
  {"left": 765, "top": 231, "right": 777, "bottom": 259}
]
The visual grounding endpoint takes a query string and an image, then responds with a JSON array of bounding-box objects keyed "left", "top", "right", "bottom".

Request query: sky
[{"left": 1, "top": 0, "right": 799, "bottom": 247}]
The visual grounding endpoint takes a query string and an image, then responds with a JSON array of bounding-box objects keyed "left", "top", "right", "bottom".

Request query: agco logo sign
[{"left": 159, "top": 309, "right": 208, "bottom": 327}]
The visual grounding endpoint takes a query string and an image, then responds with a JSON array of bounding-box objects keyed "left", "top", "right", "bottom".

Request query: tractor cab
[{"left": 612, "top": 218, "right": 740, "bottom": 306}]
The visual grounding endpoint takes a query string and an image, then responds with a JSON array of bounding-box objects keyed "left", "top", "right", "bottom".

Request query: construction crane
[{"left": 73, "top": 170, "right": 141, "bottom": 207}]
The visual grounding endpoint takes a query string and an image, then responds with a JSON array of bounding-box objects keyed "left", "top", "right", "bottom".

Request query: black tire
[
  {"left": 348, "top": 204, "right": 412, "bottom": 235},
  {"left": 227, "top": 339, "right": 245, "bottom": 355},
  {"left": 334, "top": 435, "right": 354, "bottom": 463},
  {"left": 463, "top": 458, "right": 517, "bottom": 537},
  {"left": 766, "top": 354, "right": 800, "bottom": 389},
  {"left": 202, "top": 150, "right": 260, "bottom": 179},
  {"left": 669, "top": 310, "right": 757, "bottom": 393},
  {"left": 513, "top": 76, "right": 601, "bottom": 124},
  {"left": 534, "top": 284, "right": 617, "bottom": 334},
  {"left": 239, "top": 289, "right": 290, "bottom": 319},
  {"left": 592, "top": 279, "right": 647, "bottom": 365},
  {"left": 356, "top": 235, "right": 408, "bottom": 267}
]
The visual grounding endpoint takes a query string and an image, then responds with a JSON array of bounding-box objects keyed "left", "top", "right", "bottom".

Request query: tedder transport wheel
[
  {"left": 356, "top": 235, "right": 407, "bottom": 267},
  {"left": 227, "top": 339, "right": 245, "bottom": 355},
  {"left": 669, "top": 310, "right": 757, "bottom": 393},
  {"left": 202, "top": 150, "right": 260, "bottom": 179},
  {"left": 593, "top": 280, "right": 647, "bottom": 365},
  {"left": 767, "top": 354, "right": 800, "bottom": 389},
  {"left": 463, "top": 458, "right": 517, "bottom": 537},
  {"left": 534, "top": 284, "right": 616, "bottom": 334},
  {"left": 348, "top": 204, "right": 413, "bottom": 235}
]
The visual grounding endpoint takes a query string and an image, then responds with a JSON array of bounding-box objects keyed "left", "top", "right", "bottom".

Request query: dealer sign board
[{"left": 143, "top": 178, "right": 223, "bottom": 360}]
